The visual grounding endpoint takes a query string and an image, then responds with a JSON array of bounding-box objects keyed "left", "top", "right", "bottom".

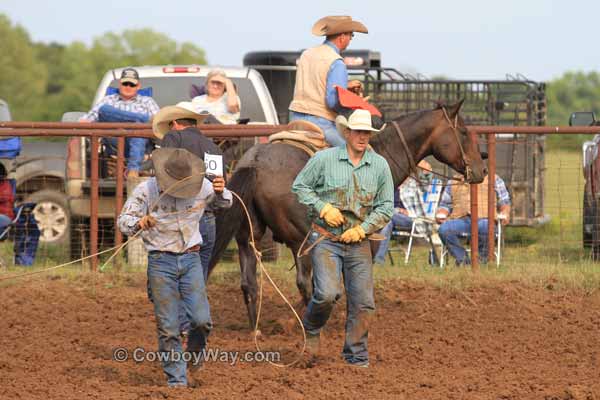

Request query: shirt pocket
[{"left": 322, "top": 177, "right": 349, "bottom": 208}]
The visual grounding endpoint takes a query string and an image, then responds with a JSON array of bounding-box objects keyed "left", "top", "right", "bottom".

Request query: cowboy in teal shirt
[{"left": 291, "top": 109, "right": 393, "bottom": 368}]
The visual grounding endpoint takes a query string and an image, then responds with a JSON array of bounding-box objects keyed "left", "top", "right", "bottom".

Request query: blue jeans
[
  {"left": 147, "top": 251, "right": 212, "bottom": 387},
  {"left": 289, "top": 111, "right": 346, "bottom": 147},
  {"left": 304, "top": 232, "right": 375, "bottom": 364},
  {"left": 98, "top": 105, "right": 149, "bottom": 171},
  {"left": 179, "top": 212, "right": 216, "bottom": 334},
  {"left": 438, "top": 217, "right": 489, "bottom": 265},
  {"left": 373, "top": 213, "right": 414, "bottom": 264}
]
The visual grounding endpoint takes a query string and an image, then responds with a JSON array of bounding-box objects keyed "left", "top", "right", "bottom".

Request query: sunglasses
[{"left": 121, "top": 82, "right": 137, "bottom": 87}]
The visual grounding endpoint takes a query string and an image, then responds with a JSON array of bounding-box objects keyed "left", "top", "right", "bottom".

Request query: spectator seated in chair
[
  {"left": 0, "top": 163, "right": 14, "bottom": 233},
  {"left": 436, "top": 173, "right": 511, "bottom": 266},
  {"left": 79, "top": 68, "right": 160, "bottom": 178},
  {"left": 373, "top": 160, "right": 442, "bottom": 265},
  {"left": 191, "top": 69, "right": 241, "bottom": 125}
]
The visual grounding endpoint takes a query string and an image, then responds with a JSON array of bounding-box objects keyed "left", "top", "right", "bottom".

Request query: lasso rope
[{"left": 0, "top": 172, "right": 308, "bottom": 367}]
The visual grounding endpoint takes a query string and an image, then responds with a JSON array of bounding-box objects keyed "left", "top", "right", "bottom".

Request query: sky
[{"left": 1, "top": 0, "right": 598, "bottom": 82}]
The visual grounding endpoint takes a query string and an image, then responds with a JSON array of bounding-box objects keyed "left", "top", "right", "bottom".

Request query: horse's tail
[{"left": 208, "top": 167, "right": 257, "bottom": 276}]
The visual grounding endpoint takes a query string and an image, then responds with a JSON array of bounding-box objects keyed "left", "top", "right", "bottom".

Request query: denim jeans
[
  {"left": 289, "top": 111, "right": 346, "bottom": 147},
  {"left": 98, "top": 105, "right": 149, "bottom": 171},
  {"left": 147, "top": 251, "right": 212, "bottom": 387},
  {"left": 373, "top": 213, "right": 414, "bottom": 264},
  {"left": 179, "top": 212, "right": 216, "bottom": 334},
  {"left": 438, "top": 217, "right": 489, "bottom": 264},
  {"left": 303, "top": 232, "right": 375, "bottom": 364}
]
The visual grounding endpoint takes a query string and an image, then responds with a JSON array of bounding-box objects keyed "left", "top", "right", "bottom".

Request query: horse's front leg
[
  {"left": 236, "top": 216, "right": 265, "bottom": 332},
  {"left": 292, "top": 242, "right": 313, "bottom": 306}
]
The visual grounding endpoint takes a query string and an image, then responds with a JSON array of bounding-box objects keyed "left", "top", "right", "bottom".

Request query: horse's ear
[{"left": 446, "top": 98, "right": 465, "bottom": 118}]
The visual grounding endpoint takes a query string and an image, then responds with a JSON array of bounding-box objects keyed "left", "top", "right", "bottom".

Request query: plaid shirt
[
  {"left": 439, "top": 174, "right": 511, "bottom": 213},
  {"left": 81, "top": 93, "right": 159, "bottom": 122},
  {"left": 397, "top": 177, "right": 443, "bottom": 233}
]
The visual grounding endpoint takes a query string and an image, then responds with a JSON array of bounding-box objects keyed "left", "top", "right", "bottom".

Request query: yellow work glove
[
  {"left": 339, "top": 225, "right": 366, "bottom": 244},
  {"left": 319, "top": 203, "right": 345, "bottom": 227}
]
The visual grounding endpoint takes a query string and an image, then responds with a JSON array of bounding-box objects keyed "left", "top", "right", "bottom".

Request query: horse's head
[{"left": 429, "top": 99, "right": 486, "bottom": 183}]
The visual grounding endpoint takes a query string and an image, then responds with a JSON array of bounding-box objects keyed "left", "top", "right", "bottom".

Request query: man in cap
[
  {"left": 118, "top": 148, "right": 232, "bottom": 387},
  {"left": 81, "top": 67, "right": 160, "bottom": 178},
  {"left": 289, "top": 16, "right": 368, "bottom": 147},
  {"left": 291, "top": 109, "right": 394, "bottom": 367}
]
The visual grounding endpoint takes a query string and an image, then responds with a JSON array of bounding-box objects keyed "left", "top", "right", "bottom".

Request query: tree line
[{"left": 0, "top": 14, "right": 206, "bottom": 122}]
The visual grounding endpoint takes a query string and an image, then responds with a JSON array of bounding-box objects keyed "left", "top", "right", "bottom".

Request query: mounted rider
[{"left": 289, "top": 15, "right": 369, "bottom": 147}]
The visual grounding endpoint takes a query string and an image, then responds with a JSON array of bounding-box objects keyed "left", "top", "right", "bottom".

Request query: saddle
[{"left": 268, "top": 120, "right": 329, "bottom": 156}]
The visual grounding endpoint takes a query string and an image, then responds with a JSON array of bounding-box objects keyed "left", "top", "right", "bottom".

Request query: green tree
[
  {"left": 546, "top": 71, "right": 600, "bottom": 150},
  {"left": 0, "top": 15, "right": 47, "bottom": 120}
]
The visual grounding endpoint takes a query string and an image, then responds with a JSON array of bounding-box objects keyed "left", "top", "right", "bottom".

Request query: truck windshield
[{"left": 107, "top": 77, "right": 267, "bottom": 123}]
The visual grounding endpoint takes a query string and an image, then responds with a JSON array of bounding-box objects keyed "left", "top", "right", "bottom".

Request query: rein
[{"left": 388, "top": 108, "right": 473, "bottom": 185}]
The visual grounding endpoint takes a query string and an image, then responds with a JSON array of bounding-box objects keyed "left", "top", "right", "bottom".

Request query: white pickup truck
[{"left": 62, "top": 65, "right": 279, "bottom": 259}]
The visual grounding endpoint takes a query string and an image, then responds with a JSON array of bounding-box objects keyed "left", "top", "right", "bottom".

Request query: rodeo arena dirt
[{"left": 3, "top": 75, "right": 600, "bottom": 399}]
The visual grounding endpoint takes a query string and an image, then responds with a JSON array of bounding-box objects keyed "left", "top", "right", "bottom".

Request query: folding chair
[
  {"left": 439, "top": 216, "right": 504, "bottom": 267},
  {"left": 387, "top": 178, "right": 445, "bottom": 266}
]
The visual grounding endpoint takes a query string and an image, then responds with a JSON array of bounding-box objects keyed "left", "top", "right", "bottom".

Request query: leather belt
[{"left": 149, "top": 244, "right": 201, "bottom": 256}]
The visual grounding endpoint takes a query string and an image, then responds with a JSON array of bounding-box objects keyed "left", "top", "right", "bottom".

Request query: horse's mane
[{"left": 391, "top": 102, "right": 446, "bottom": 123}]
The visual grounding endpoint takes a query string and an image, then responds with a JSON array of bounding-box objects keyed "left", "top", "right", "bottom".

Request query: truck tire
[{"left": 25, "top": 189, "right": 70, "bottom": 244}]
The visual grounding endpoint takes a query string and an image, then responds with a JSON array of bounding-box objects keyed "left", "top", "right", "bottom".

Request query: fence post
[
  {"left": 114, "top": 136, "right": 125, "bottom": 268},
  {"left": 90, "top": 136, "right": 99, "bottom": 271},
  {"left": 470, "top": 131, "right": 479, "bottom": 272},
  {"left": 487, "top": 132, "right": 496, "bottom": 265}
]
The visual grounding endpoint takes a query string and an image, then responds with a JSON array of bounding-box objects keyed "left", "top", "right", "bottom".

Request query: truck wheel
[{"left": 25, "top": 190, "right": 70, "bottom": 244}]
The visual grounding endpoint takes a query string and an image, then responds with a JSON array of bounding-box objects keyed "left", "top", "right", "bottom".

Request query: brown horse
[{"left": 208, "top": 100, "right": 487, "bottom": 329}]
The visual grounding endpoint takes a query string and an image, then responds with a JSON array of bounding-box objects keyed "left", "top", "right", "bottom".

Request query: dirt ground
[{"left": 1, "top": 272, "right": 600, "bottom": 400}]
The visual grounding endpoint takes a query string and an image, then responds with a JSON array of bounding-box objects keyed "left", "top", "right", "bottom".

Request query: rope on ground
[{"left": 230, "top": 191, "right": 307, "bottom": 368}]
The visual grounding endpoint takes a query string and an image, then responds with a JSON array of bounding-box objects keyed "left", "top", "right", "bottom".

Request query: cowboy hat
[
  {"left": 152, "top": 101, "right": 210, "bottom": 139},
  {"left": 335, "top": 109, "right": 382, "bottom": 134},
  {"left": 311, "top": 16, "right": 368, "bottom": 36},
  {"left": 152, "top": 148, "right": 205, "bottom": 199}
]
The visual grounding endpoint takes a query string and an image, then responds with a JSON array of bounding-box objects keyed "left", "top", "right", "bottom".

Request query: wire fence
[{"left": 0, "top": 125, "right": 598, "bottom": 272}]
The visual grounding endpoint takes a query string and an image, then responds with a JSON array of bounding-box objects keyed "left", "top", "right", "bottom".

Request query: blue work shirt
[{"left": 324, "top": 41, "right": 348, "bottom": 112}]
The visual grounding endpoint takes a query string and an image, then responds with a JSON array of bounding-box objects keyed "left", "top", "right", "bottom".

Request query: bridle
[{"left": 389, "top": 106, "right": 473, "bottom": 184}]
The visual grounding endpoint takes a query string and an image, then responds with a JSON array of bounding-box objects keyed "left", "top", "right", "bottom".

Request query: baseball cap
[{"left": 120, "top": 68, "right": 140, "bottom": 85}]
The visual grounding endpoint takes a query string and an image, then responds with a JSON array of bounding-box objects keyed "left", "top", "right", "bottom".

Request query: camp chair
[
  {"left": 439, "top": 215, "right": 505, "bottom": 268},
  {"left": 387, "top": 178, "right": 444, "bottom": 266}
]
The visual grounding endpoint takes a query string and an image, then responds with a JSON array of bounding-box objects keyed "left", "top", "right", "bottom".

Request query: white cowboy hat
[
  {"left": 335, "top": 109, "right": 382, "bottom": 134},
  {"left": 152, "top": 101, "right": 210, "bottom": 139},
  {"left": 311, "top": 16, "right": 368, "bottom": 36},
  {"left": 152, "top": 148, "right": 205, "bottom": 199}
]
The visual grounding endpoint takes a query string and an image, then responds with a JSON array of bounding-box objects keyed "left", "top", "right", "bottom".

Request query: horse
[{"left": 208, "top": 100, "right": 487, "bottom": 330}]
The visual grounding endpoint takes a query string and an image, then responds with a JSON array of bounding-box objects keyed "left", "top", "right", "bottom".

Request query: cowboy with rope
[
  {"left": 291, "top": 109, "right": 394, "bottom": 367},
  {"left": 289, "top": 15, "right": 369, "bottom": 146},
  {"left": 117, "top": 148, "right": 232, "bottom": 387}
]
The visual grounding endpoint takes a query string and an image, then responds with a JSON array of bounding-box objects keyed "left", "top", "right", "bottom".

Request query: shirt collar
[
  {"left": 324, "top": 40, "right": 341, "bottom": 54},
  {"left": 118, "top": 93, "right": 139, "bottom": 102},
  {"left": 337, "top": 145, "right": 373, "bottom": 167}
]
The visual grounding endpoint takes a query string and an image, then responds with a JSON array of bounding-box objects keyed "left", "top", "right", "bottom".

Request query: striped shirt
[
  {"left": 292, "top": 146, "right": 394, "bottom": 236},
  {"left": 118, "top": 177, "right": 232, "bottom": 253},
  {"left": 438, "top": 174, "right": 511, "bottom": 213},
  {"left": 81, "top": 93, "right": 160, "bottom": 122}
]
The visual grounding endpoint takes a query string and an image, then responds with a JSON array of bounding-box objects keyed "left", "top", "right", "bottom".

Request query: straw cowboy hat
[
  {"left": 152, "top": 101, "right": 210, "bottom": 139},
  {"left": 311, "top": 15, "right": 368, "bottom": 36},
  {"left": 152, "top": 148, "right": 206, "bottom": 199},
  {"left": 335, "top": 109, "right": 383, "bottom": 134}
]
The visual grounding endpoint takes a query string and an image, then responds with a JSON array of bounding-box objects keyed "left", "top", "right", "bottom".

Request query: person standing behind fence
[
  {"left": 118, "top": 148, "right": 232, "bottom": 387},
  {"left": 291, "top": 109, "right": 393, "bottom": 367},
  {"left": 288, "top": 15, "right": 368, "bottom": 147},
  {"left": 80, "top": 68, "right": 159, "bottom": 178},
  {"left": 436, "top": 174, "right": 511, "bottom": 265}
]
